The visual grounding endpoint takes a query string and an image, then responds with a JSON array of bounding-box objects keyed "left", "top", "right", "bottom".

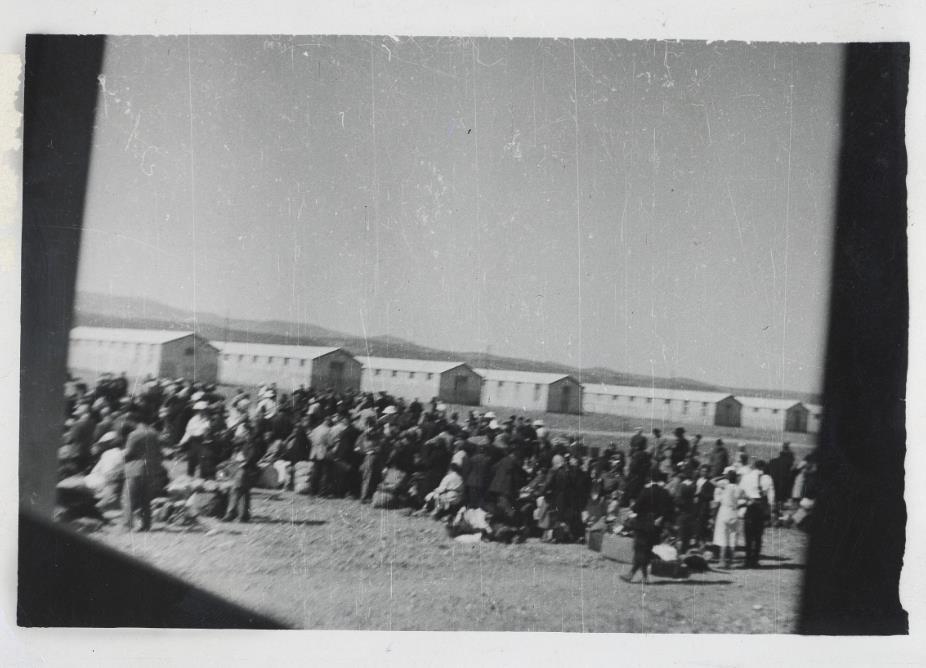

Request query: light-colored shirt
[
  {"left": 739, "top": 468, "right": 776, "bottom": 504},
  {"left": 309, "top": 423, "right": 331, "bottom": 460},
  {"left": 180, "top": 414, "right": 210, "bottom": 443}
]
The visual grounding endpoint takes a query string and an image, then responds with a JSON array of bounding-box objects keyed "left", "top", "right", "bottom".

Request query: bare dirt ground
[{"left": 87, "top": 487, "right": 807, "bottom": 632}]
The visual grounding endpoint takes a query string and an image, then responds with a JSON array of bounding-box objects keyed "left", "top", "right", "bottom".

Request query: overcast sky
[{"left": 77, "top": 36, "right": 842, "bottom": 393}]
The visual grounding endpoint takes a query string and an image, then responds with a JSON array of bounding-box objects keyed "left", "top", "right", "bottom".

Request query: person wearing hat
[
  {"left": 621, "top": 436, "right": 652, "bottom": 507},
  {"left": 85, "top": 431, "right": 125, "bottom": 509},
  {"left": 179, "top": 401, "right": 211, "bottom": 477}
]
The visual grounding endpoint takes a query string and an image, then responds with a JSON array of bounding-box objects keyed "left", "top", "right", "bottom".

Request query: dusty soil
[{"left": 87, "top": 487, "right": 807, "bottom": 632}]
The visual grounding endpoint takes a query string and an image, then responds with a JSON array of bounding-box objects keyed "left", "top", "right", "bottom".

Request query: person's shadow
[
  {"left": 646, "top": 579, "right": 734, "bottom": 586},
  {"left": 243, "top": 517, "right": 327, "bottom": 526}
]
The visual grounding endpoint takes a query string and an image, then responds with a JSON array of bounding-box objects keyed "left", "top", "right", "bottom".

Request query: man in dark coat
[
  {"left": 122, "top": 410, "right": 163, "bottom": 532},
  {"left": 694, "top": 464, "right": 716, "bottom": 545},
  {"left": 223, "top": 436, "right": 261, "bottom": 523},
  {"left": 487, "top": 447, "right": 525, "bottom": 526},
  {"left": 709, "top": 439, "right": 730, "bottom": 478},
  {"left": 621, "top": 440, "right": 652, "bottom": 507},
  {"left": 670, "top": 427, "right": 690, "bottom": 467},
  {"left": 621, "top": 471, "right": 674, "bottom": 584},
  {"left": 767, "top": 444, "right": 795, "bottom": 521},
  {"left": 674, "top": 467, "right": 697, "bottom": 553},
  {"left": 465, "top": 441, "right": 493, "bottom": 509}
]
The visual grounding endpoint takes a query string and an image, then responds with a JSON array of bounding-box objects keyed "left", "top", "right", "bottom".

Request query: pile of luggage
[
  {"left": 372, "top": 467, "right": 410, "bottom": 509},
  {"left": 151, "top": 497, "right": 198, "bottom": 526},
  {"left": 165, "top": 475, "right": 230, "bottom": 518},
  {"left": 587, "top": 520, "right": 710, "bottom": 580},
  {"left": 293, "top": 461, "right": 312, "bottom": 495}
]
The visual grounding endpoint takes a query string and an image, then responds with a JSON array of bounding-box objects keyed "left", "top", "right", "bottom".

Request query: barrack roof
[
  {"left": 70, "top": 326, "right": 198, "bottom": 345},
  {"left": 361, "top": 356, "right": 477, "bottom": 375},
  {"left": 215, "top": 341, "right": 346, "bottom": 360},
  {"left": 583, "top": 383, "right": 735, "bottom": 403},
  {"left": 474, "top": 368, "right": 579, "bottom": 386},
  {"left": 737, "top": 396, "right": 805, "bottom": 410}
]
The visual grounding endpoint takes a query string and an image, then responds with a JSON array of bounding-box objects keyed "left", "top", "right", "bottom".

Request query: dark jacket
[
  {"left": 674, "top": 479, "right": 696, "bottom": 514},
  {"left": 123, "top": 424, "right": 163, "bottom": 478},
  {"left": 488, "top": 454, "right": 523, "bottom": 498},
  {"left": 633, "top": 483, "right": 675, "bottom": 529},
  {"left": 466, "top": 452, "right": 493, "bottom": 490},
  {"left": 709, "top": 446, "right": 730, "bottom": 478}
]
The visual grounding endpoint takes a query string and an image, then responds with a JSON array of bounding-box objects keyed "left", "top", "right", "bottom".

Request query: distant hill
[{"left": 74, "top": 291, "right": 821, "bottom": 403}]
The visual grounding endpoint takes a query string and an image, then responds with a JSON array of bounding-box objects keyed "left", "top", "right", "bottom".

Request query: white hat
[
  {"left": 484, "top": 411, "right": 497, "bottom": 419},
  {"left": 533, "top": 419, "right": 544, "bottom": 427},
  {"left": 436, "top": 403, "right": 447, "bottom": 412},
  {"left": 98, "top": 431, "right": 118, "bottom": 444},
  {"left": 383, "top": 405, "right": 397, "bottom": 415},
  {"left": 193, "top": 401, "right": 209, "bottom": 411},
  {"left": 191, "top": 391, "right": 204, "bottom": 401}
]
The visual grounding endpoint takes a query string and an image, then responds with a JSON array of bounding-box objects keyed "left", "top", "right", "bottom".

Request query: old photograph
[{"left": 17, "top": 34, "right": 908, "bottom": 634}]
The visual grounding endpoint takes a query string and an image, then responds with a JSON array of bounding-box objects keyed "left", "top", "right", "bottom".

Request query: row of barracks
[{"left": 67, "top": 327, "right": 821, "bottom": 434}]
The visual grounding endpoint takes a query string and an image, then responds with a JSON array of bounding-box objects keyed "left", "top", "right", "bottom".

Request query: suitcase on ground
[
  {"left": 372, "top": 490, "right": 399, "bottom": 509},
  {"left": 650, "top": 558, "right": 690, "bottom": 579},
  {"left": 599, "top": 533, "right": 635, "bottom": 564},
  {"left": 586, "top": 529, "right": 604, "bottom": 552}
]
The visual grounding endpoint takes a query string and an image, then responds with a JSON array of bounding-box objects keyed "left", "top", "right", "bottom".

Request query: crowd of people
[{"left": 60, "top": 372, "right": 818, "bottom": 580}]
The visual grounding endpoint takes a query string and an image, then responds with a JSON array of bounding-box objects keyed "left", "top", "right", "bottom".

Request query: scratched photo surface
[{"left": 55, "top": 36, "right": 841, "bottom": 631}]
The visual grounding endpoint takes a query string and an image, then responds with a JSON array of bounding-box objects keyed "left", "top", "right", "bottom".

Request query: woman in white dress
[{"left": 713, "top": 467, "right": 746, "bottom": 568}]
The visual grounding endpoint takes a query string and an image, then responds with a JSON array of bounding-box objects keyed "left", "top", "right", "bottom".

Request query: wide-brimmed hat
[
  {"left": 383, "top": 405, "right": 397, "bottom": 415},
  {"left": 193, "top": 401, "right": 209, "bottom": 411}
]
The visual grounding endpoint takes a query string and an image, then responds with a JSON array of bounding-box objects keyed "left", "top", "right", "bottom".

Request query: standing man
[
  {"left": 709, "top": 439, "right": 730, "bottom": 478},
  {"left": 670, "top": 427, "right": 690, "bottom": 467},
  {"left": 629, "top": 427, "right": 647, "bottom": 454},
  {"left": 621, "top": 470, "right": 674, "bottom": 585},
  {"left": 694, "top": 464, "right": 716, "bottom": 546},
  {"left": 309, "top": 416, "right": 333, "bottom": 496},
  {"left": 179, "top": 401, "right": 211, "bottom": 477},
  {"left": 674, "top": 467, "right": 697, "bottom": 554},
  {"left": 740, "top": 459, "right": 775, "bottom": 568},
  {"left": 223, "top": 430, "right": 260, "bottom": 523},
  {"left": 122, "top": 405, "right": 163, "bottom": 532},
  {"left": 358, "top": 419, "right": 383, "bottom": 504}
]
